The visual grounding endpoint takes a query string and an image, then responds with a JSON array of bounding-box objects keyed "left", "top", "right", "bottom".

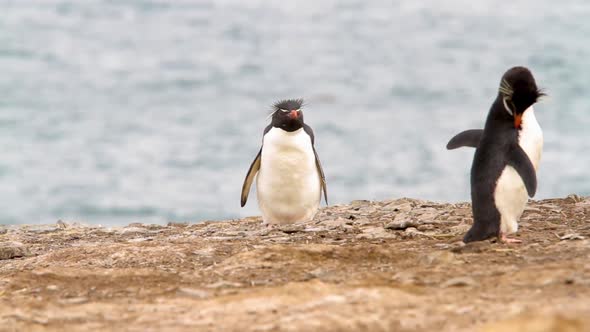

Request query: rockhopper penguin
[
  {"left": 447, "top": 66, "right": 544, "bottom": 243},
  {"left": 241, "top": 99, "right": 328, "bottom": 224}
]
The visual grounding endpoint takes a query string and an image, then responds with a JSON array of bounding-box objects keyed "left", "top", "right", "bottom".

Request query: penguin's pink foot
[{"left": 500, "top": 233, "right": 522, "bottom": 244}]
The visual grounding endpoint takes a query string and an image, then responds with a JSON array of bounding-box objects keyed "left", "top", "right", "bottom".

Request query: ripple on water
[{"left": 0, "top": 0, "right": 588, "bottom": 225}]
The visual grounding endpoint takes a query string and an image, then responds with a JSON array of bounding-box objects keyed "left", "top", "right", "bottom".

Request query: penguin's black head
[
  {"left": 498, "top": 66, "right": 545, "bottom": 128},
  {"left": 270, "top": 99, "right": 305, "bottom": 132}
]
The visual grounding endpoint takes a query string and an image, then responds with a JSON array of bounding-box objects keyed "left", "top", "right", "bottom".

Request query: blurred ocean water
[{"left": 1, "top": 0, "right": 589, "bottom": 225}]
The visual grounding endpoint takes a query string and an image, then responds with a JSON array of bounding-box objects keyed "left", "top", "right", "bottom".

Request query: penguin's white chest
[
  {"left": 518, "top": 109, "right": 543, "bottom": 170},
  {"left": 494, "top": 107, "right": 543, "bottom": 234},
  {"left": 256, "top": 127, "right": 321, "bottom": 224}
]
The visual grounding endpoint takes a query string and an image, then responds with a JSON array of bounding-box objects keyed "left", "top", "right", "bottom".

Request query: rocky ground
[{"left": 1, "top": 196, "right": 590, "bottom": 332}]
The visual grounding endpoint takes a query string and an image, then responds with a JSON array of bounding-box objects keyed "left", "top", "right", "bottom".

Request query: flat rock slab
[
  {"left": 0, "top": 197, "right": 589, "bottom": 331},
  {"left": 0, "top": 242, "right": 30, "bottom": 260}
]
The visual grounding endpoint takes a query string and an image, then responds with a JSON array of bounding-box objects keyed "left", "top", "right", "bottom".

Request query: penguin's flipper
[
  {"left": 241, "top": 148, "right": 262, "bottom": 207},
  {"left": 446, "top": 129, "right": 484, "bottom": 150},
  {"left": 304, "top": 124, "right": 328, "bottom": 205},
  {"left": 313, "top": 147, "right": 328, "bottom": 205},
  {"left": 507, "top": 145, "right": 537, "bottom": 197}
]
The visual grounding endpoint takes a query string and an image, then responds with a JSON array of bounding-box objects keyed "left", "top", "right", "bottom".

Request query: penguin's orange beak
[
  {"left": 514, "top": 114, "right": 522, "bottom": 129},
  {"left": 289, "top": 110, "right": 299, "bottom": 119}
]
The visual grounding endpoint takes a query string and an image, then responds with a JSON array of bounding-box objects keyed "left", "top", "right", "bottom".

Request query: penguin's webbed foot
[{"left": 499, "top": 233, "right": 522, "bottom": 244}]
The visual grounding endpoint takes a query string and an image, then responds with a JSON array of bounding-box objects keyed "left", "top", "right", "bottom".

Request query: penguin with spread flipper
[{"left": 447, "top": 67, "right": 544, "bottom": 243}]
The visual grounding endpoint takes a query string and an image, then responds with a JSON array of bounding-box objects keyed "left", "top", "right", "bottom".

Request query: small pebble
[
  {"left": 177, "top": 287, "right": 211, "bottom": 299},
  {"left": 441, "top": 277, "right": 478, "bottom": 288},
  {"left": 58, "top": 297, "right": 89, "bottom": 305}
]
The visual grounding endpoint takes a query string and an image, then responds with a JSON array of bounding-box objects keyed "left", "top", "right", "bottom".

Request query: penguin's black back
[{"left": 464, "top": 98, "right": 519, "bottom": 243}]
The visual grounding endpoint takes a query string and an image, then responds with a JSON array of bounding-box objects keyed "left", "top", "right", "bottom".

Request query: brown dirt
[{"left": 1, "top": 196, "right": 590, "bottom": 331}]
